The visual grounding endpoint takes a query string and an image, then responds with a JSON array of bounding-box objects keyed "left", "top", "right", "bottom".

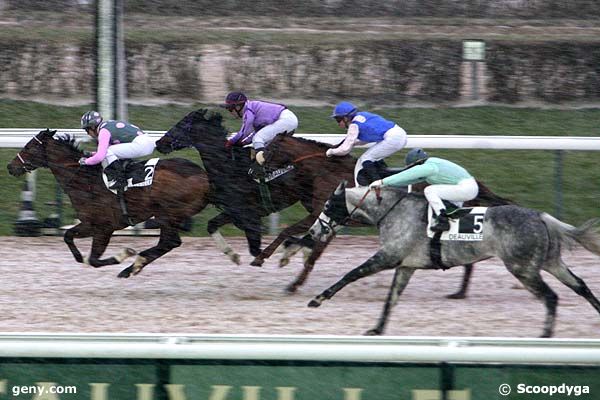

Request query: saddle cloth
[
  {"left": 102, "top": 158, "right": 160, "bottom": 194},
  {"left": 427, "top": 205, "right": 487, "bottom": 241}
]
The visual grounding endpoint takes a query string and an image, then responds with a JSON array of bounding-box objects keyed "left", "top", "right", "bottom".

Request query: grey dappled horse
[{"left": 308, "top": 181, "right": 600, "bottom": 337}]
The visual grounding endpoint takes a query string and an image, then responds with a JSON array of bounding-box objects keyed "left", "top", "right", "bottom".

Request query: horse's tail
[
  {"left": 541, "top": 213, "right": 600, "bottom": 256},
  {"left": 475, "top": 180, "right": 515, "bottom": 206}
]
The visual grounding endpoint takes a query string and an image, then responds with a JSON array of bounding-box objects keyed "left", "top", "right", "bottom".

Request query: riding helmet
[
  {"left": 405, "top": 148, "right": 429, "bottom": 165},
  {"left": 81, "top": 111, "right": 103, "bottom": 130},
  {"left": 331, "top": 102, "right": 358, "bottom": 119},
  {"left": 222, "top": 92, "right": 248, "bottom": 110}
]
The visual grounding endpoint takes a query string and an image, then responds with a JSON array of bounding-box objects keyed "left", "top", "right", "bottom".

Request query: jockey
[
  {"left": 221, "top": 91, "right": 299, "bottom": 166},
  {"left": 325, "top": 102, "right": 407, "bottom": 186},
  {"left": 78, "top": 110, "right": 155, "bottom": 194},
  {"left": 369, "top": 148, "right": 479, "bottom": 233}
]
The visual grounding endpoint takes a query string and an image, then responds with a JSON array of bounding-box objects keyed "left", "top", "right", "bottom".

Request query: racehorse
[
  {"left": 307, "top": 181, "right": 600, "bottom": 337},
  {"left": 7, "top": 129, "right": 210, "bottom": 278},
  {"left": 263, "top": 133, "right": 514, "bottom": 297},
  {"left": 155, "top": 109, "right": 356, "bottom": 292}
]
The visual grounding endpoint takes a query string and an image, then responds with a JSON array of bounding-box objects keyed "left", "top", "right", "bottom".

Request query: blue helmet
[
  {"left": 331, "top": 102, "right": 357, "bottom": 119},
  {"left": 405, "top": 148, "right": 429, "bottom": 165}
]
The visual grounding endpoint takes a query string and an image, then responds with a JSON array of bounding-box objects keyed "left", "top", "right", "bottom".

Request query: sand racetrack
[{"left": 0, "top": 235, "right": 599, "bottom": 338}]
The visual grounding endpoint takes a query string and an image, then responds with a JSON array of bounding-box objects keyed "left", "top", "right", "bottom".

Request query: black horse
[{"left": 155, "top": 109, "right": 353, "bottom": 291}]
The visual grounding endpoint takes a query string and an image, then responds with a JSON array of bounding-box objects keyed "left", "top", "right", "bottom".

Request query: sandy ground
[{"left": 0, "top": 235, "right": 599, "bottom": 338}]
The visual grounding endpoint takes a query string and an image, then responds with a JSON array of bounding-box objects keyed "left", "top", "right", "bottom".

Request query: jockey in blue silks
[
  {"left": 325, "top": 102, "right": 407, "bottom": 187},
  {"left": 370, "top": 148, "right": 479, "bottom": 233}
]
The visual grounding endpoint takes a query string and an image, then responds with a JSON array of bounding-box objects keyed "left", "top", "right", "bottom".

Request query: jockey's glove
[
  {"left": 369, "top": 180, "right": 384, "bottom": 189},
  {"left": 78, "top": 157, "right": 88, "bottom": 166},
  {"left": 225, "top": 139, "right": 234, "bottom": 149},
  {"left": 256, "top": 150, "right": 266, "bottom": 165}
]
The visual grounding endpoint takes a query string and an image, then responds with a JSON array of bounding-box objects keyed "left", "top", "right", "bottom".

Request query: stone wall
[{"left": 1, "top": 39, "right": 599, "bottom": 105}]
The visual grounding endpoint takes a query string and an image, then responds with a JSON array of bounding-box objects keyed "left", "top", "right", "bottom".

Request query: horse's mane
[
  {"left": 53, "top": 133, "right": 84, "bottom": 157},
  {"left": 189, "top": 108, "right": 229, "bottom": 138},
  {"left": 286, "top": 135, "right": 333, "bottom": 150}
]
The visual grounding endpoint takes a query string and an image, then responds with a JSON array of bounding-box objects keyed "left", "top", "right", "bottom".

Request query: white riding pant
[
  {"left": 101, "top": 134, "right": 156, "bottom": 168},
  {"left": 252, "top": 109, "right": 299, "bottom": 150},
  {"left": 354, "top": 125, "right": 407, "bottom": 186},
  {"left": 424, "top": 177, "right": 479, "bottom": 215}
]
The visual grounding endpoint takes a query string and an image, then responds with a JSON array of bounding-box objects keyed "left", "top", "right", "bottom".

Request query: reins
[{"left": 292, "top": 152, "right": 326, "bottom": 163}]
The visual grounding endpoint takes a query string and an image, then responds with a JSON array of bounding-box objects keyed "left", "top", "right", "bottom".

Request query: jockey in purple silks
[{"left": 221, "top": 91, "right": 299, "bottom": 166}]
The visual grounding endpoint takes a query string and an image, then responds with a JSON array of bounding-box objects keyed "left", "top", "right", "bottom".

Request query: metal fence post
[{"left": 554, "top": 150, "right": 563, "bottom": 219}]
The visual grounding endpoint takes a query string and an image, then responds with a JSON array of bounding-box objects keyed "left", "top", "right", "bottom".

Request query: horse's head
[
  {"left": 309, "top": 180, "right": 350, "bottom": 242},
  {"left": 156, "top": 109, "right": 228, "bottom": 154},
  {"left": 7, "top": 129, "right": 57, "bottom": 177}
]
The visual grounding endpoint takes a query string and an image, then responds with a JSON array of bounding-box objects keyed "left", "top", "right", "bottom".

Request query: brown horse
[
  {"left": 155, "top": 109, "right": 357, "bottom": 292},
  {"left": 6, "top": 129, "right": 210, "bottom": 278},
  {"left": 264, "top": 133, "right": 514, "bottom": 296}
]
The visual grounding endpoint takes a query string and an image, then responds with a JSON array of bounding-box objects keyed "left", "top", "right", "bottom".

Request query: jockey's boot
[
  {"left": 105, "top": 160, "right": 127, "bottom": 191},
  {"left": 357, "top": 160, "right": 381, "bottom": 186},
  {"left": 105, "top": 160, "right": 133, "bottom": 225},
  {"left": 431, "top": 209, "right": 450, "bottom": 233}
]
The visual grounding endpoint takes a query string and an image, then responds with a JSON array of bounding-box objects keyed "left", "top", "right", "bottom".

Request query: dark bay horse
[
  {"left": 263, "top": 133, "right": 514, "bottom": 297},
  {"left": 7, "top": 129, "right": 210, "bottom": 277},
  {"left": 308, "top": 182, "right": 600, "bottom": 337},
  {"left": 155, "top": 109, "right": 356, "bottom": 292}
]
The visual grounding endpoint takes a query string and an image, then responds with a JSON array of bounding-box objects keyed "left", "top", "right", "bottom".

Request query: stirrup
[{"left": 430, "top": 221, "right": 450, "bottom": 233}]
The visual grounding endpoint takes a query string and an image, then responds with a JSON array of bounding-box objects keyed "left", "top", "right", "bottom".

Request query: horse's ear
[
  {"left": 42, "top": 128, "right": 56, "bottom": 137},
  {"left": 334, "top": 180, "right": 347, "bottom": 195}
]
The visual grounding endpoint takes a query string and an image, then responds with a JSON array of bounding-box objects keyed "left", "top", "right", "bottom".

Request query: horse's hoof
[
  {"left": 284, "top": 283, "right": 298, "bottom": 294},
  {"left": 279, "top": 258, "right": 290, "bottom": 268},
  {"left": 117, "top": 267, "right": 132, "bottom": 278},
  {"left": 231, "top": 253, "right": 241, "bottom": 265},
  {"left": 446, "top": 292, "right": 466, "bottom": 300},
  {"left": 364, "top": 329, "right": 382, "bottom": 336},
  {"left": 250, "top": 258, "right": 264, "bottom": 267},
  {"left": 308, "top": 299, "right": 321, "bottom": 308},
  {"left": 74, "top": 254, "right": 83, "bottom": 263},
  {"left": 125, "top": 248, "right": 137, "bottom": 257}
]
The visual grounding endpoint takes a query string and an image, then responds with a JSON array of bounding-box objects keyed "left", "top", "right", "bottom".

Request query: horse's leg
[
  {"left": 86, "top": 229, "right": 136, "bottom": 268},
  {"left": 286, "top": 237, "right": 330, "bottom": 293},
  {"left": 65, "top": 222, "right": 135, "bottom": 266},
  {"left": 545, "top": 260, "right": 600, "bottom": 315},
  {"left": 207, "top": 212, "right": 241, "bottom": 265},
  {"left": 244, "top": 226, "right": 262, "bottom": 258},
  {"left": 365, "top": 267, "right": 416, "bottom": 336},
  {"left": 251, "top": 214, "right": 317, "bottom": 266},
  {"left": 446, "top": 264, "right": 474, "bottom": 299},
  {"left": 507, "top": 268, "right": 558, "bottom": 338},
  {"left": 308, "top": 250, "right": 396, "bottom": 307},
  {"left": 63, "top": 222, "right": 94, "bottom": 263},
  {"left": 118, "top": 225, "right": 182, "bottom": 278}
]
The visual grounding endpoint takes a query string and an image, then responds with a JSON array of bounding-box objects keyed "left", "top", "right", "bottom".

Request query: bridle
[
  {"left": 317, "top": 187, "right": 403, "bottom": 235},
  {"left": 15, "top": 135, "right": 44, "bottom": 172},
  {"left": 316, "top": 187, "right": 373, "bottom": 237}
]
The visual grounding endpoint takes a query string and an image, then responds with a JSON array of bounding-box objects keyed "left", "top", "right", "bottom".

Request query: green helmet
[
  {"left": 81, "top": 110, "right": 103, "bottom": 130},
  {"left": 405, "top": 148, "right": 428, "bottom": 165}
]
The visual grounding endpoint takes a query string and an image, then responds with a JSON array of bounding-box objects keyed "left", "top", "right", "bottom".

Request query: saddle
[
  {"left": 426, "top": 202, "right": 487, "bottom": 241},
  {"left": 102, "top": 158, "right": 159, "bottom": 193}
]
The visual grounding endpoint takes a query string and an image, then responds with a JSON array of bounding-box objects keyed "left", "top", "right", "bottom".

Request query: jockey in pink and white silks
[
  {"left": 325, "top": 102, "right": 407, "bottom": 187},
  {"left": 221, "top": 92, "right": 299, "bottom": 166},
  {"left": 370, "top": 148, "right": 479, "bottom": 233},
  {"left": 78, "top": 111, "right": 156, "bottom": 193}
]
